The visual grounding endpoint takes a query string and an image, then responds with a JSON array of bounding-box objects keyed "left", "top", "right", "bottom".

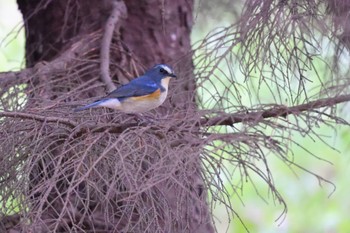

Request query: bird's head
[{"left": 145, "top": 64, "right": 177, "bottom": 82}]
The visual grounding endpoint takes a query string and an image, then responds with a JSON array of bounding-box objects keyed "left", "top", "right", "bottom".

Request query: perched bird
[{"left": 74, "top": 64, "right": 176, "bottom": 113}]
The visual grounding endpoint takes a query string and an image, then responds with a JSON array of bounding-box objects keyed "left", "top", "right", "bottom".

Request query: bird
[{"left": 74, "top": 64, "right": 177, "bottom": 113}]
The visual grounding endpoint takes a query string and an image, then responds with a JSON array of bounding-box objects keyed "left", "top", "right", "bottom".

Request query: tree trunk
[{"left": 7, "top": 0, "right": 214, "bottom": 232}]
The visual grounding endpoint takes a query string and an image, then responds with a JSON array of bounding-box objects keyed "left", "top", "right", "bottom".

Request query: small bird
[{"left": 75, "top": 64, "right": 176, "bottom": 113}]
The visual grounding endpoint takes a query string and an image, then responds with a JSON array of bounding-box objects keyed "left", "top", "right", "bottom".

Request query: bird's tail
[
  {"left": 74, "top": 99, "right": 121, "bottom": 112},
  {"left": 74, "top": 100, "right": 105, "bottom": 112}
]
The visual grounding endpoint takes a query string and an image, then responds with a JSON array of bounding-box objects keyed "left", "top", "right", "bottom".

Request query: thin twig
[{"left": 100, "top": 0, "right": 127, "bottom": 92}]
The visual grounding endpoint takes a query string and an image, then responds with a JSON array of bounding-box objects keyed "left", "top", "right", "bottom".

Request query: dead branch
[
  {"left": 100, "top": 0, "right": 127, "bottom": 92},
  {"left": 201, "top": 94, "right": 350, "bottom": 127},
  {"left": 0, "top": 111, "right": 78, "bottom": 128},
  {"left": 0, "top": 34, "right": 99, "bottom": 85},
  {"left": 1, "top": 94, "right": 348, "bottom": 137}
]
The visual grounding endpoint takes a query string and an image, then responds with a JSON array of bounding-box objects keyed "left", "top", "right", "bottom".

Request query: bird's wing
[{"left": 105, "top": 76, "right": 159, "bottom": 99}]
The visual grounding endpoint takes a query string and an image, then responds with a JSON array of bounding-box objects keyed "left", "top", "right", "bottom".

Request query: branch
[
  {"left": 75, "top": 94, "right": 350, "bottom": 134},
  {"left": 0, "top": 34, "right": 99, "bottom": 85},
  {"left": 201, "top": 94, "right": 350, "bottom": 127},
  {"left": 100, "top": 0, "right": 127, "bottom": 92},
  {"left": 0, "top": 111, "right": 78, "bottom": 128},
  {"left": 1, "top": 94, "right": 349, "bottom": 135}
]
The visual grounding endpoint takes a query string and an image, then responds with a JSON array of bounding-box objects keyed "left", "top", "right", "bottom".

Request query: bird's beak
[{"left": 170, "top": 73, "right": 177, "bottom": 78}]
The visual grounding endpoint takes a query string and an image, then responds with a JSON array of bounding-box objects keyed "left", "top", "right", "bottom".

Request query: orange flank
[{"left": 130, "top": 88, "right": 161, "bottom": 101}]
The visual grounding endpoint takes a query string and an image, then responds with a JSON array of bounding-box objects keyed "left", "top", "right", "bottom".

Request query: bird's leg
[{"left": 128, "top": 113, "right": 156, "bottom": 124}]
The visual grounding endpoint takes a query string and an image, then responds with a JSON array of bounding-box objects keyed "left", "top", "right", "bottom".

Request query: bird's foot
[{"left": 128, "top": 113, "right": 156, "bottom": 125}]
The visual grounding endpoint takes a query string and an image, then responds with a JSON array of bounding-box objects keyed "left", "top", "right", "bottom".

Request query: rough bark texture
[{"left": 6, "top": 0, "right": 214, "bottom": 232}]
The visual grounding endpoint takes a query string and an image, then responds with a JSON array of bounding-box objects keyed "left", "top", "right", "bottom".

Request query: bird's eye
[{"left": 160, "top": 68, "right": 167, "bottom": 74}]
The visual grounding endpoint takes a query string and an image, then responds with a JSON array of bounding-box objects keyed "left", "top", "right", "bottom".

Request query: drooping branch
[
  {"left": 100, "top": 0, "right": 127, "bottom": 92},
  {"left": 201, "top": 94, "right": 350, "bottom": 127},
  {"left": 0, "top": 34, "right": 99, "bottom": 85}
]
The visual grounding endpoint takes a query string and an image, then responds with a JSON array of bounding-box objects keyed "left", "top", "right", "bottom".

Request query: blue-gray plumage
[{"left": 74, "top": 64, "right": 176, "bottom": 113}]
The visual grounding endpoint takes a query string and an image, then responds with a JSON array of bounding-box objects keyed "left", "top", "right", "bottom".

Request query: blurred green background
[
  {"left": 0, "top": 0, "right": 24, "bottom": 72},
  {"left": 1, "top": 0, "right": 349, "bottom": 232}
]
